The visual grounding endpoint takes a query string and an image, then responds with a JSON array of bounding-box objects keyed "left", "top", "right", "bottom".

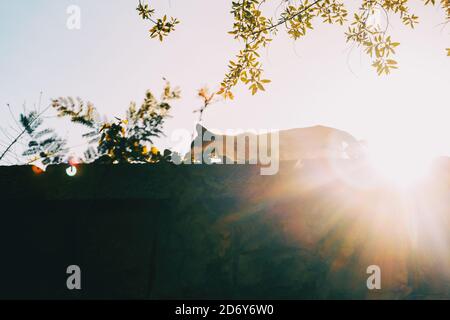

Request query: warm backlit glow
[
  {"left": 366, "top": 137, "right": 434, "bottom": 187},
  {"left": 31, "top": 165, "right": 44, "bottom": 175}
]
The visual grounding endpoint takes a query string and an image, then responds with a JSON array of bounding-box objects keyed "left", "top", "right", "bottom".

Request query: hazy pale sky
[{"left": 0, "top": 0, "right": 449, "bottom": 159}]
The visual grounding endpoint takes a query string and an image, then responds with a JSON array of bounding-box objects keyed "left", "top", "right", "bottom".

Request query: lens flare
[
  {"left": 66, "top": 165, "right": 78, "bottom": 177},
  {"left": 367, "top": 141, "right": 433, "bottom": 188},
  {"left": 31, "top": 165, "right": 44, "bottom": 175}
]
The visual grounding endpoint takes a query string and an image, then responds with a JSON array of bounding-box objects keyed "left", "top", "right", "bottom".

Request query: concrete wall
[{"left": 1, "top": 161, "right": 450, "bottom": 299}]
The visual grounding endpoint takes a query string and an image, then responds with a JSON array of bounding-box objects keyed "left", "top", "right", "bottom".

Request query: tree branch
[{"left": 0, "top": 105, "right": 51, "bottom": 162}]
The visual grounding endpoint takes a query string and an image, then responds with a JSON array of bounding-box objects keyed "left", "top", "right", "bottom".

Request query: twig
[
  {"left": 251, "top": 0, "right": 323, "bottom": 36},
  {"left": 0, "top": 104, "right": 51, "bottom": 161}
]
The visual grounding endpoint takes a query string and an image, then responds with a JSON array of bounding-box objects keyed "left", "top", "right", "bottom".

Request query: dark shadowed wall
[{"left": 1, "top": 161, "right": 450, "bottom": 299}]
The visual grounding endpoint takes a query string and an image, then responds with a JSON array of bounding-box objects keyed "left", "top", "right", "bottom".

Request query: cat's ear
[{"left": 196, "top": 123, "right": 205, "bottom": 135}]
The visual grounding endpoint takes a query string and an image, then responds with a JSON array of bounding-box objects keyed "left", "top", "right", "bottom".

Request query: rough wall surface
[{"left": 1, "top": 161, "right": 450, "bottom": 299}]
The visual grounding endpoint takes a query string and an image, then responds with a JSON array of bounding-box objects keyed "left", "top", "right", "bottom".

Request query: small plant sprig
[
  {"left": 20, "top": 111, "right": 67, "bottom": 166},
  {"left": 137, "top": 0, "right": 180, "bottom": 41}
]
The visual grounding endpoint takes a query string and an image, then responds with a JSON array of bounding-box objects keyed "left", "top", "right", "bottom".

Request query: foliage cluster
[
  {"left": 51, "top": 81, "right": 181, "bottom": 164},
  {"left": 137, "top": 0, "right": 450, "bottom": 98},
  {"left": 19, "top": 111, "right": 67, "bottom": 165}
]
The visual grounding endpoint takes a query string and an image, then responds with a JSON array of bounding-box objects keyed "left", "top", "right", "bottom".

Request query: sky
[{"left": 0, "top": 0, "right": 449, "bottom": 161}]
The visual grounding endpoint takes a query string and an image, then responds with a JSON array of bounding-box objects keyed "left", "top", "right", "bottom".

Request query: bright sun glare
[{"left": 366, "top": 136, "right": 435, "bottom": 188}]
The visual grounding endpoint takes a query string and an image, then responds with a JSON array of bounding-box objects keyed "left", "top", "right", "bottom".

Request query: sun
[{"left": 366, "top": 138, "right": 434, "bottom": 188}]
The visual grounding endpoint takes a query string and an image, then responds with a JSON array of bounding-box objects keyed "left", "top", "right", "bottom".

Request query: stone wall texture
[{"left": 1, "top": 159, "right": 450, "bottom": 299}]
